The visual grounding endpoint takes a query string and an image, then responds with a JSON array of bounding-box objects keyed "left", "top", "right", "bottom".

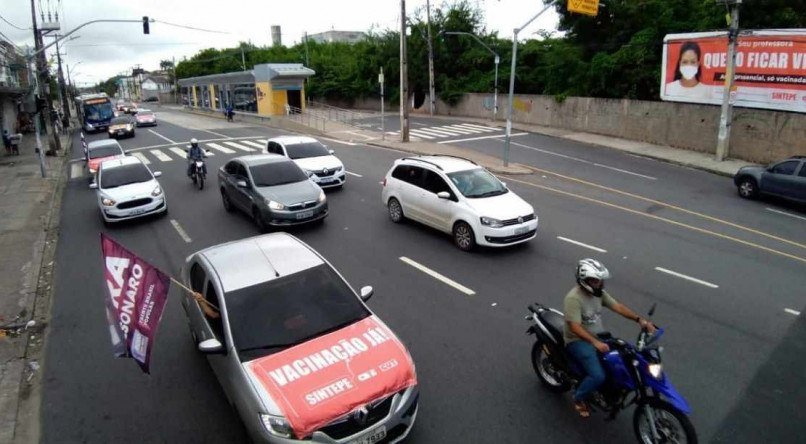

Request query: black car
[
  {"left": 734, "top": 156, "right": 806, "bottom": 203},
  {"left": 107, "top": 116, "right": 136, "bottom": 139}
]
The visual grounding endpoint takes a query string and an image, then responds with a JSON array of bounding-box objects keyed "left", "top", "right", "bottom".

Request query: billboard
[{"left": 661, "top": 30, "right": 806, "bottom": 113}]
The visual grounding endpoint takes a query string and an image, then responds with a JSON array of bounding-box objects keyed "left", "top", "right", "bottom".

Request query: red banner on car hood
[{"left": 244, "top": 316, "right": 417, "bottom": 438}]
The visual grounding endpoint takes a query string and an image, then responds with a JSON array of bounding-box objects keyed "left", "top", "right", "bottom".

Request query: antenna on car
[{"left": 256, "top": 242, "right": 281, "bottom": 277}]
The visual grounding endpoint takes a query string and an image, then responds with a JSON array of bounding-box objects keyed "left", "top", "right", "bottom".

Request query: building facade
[
  {"left": 0, "top": 41, "right": 29, "bottom": 134},
  {"left": 307, "top": 30, "right": 365, "bottom": 44}
]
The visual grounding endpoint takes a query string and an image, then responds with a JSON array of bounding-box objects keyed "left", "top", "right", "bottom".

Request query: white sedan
[
  {"left": 90, "top": 156, "right": 167, "bottom": 224},
  {"left": 266, "top": 136, "right": 346, "bottom": 188}
]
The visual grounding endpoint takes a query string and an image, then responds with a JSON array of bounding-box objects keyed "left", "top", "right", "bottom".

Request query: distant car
[
  {"left": 90, "top": 156, "right": 166, "bottom": 224},
  {"left": 86, "top": 139, "right": 126, "bottom": 176},
  {"left": 118, "top": 102, "right": 134, "bottom": 113},
  {"left": 142, "top": 96, "right": 159, "bottom": 103},
  {"left": 218, "top": 155, "right": 328, "bottom": 231},
  {"left": 134, "top": 109, "right": 157, "bottom": 127},
  {"left": 107, "top": 115, "right": 135, "bottom": 139},
  {"left": 734, "top": 156, "right": 806, "bottom": 203},
  {"left": 266, "top": 136, "right": 346, "bottom": 188},
  {"left": 381, "top": 155, "right": 538, "bottom": 251},
  {"left": 179, "top": 232, "right": 419, "bottom": 444}
]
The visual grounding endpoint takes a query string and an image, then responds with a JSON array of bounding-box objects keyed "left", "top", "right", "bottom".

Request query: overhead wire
[
  {"left": 152, "top": 20, "right": 231, "bottom": 35},
  {"left": 0, "top": 13, "right": 31, "bottom": 30}
]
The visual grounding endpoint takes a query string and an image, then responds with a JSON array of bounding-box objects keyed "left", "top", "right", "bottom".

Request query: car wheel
[
  {"left": 253, "top": 208, "right": 269, "bottom": 233},
  {"left": 388, "top": 198, "right": 404, "bottom": 223},
  {"left": 453, "top": 221, "right": 476, "bottom": 252},
  {"left": 221, "top": 189, "right": 233, "bottom": 212},
  {"left": 737, "top": 177, "right": 759, "bottom": 199}
]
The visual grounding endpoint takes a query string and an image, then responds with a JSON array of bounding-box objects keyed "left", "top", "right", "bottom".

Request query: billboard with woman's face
[{"left": 661, "top": 30, "right": 806, "bottom": 113}]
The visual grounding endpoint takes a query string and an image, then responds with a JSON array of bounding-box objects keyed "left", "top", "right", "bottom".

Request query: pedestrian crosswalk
[{"left": 388, "top": 123, "right": 501, "bottom": 140}]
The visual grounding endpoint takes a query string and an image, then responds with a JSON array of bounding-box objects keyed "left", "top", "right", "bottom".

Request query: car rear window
[
  {"left": 89, "top": 146, "right": 122, "bottom": 159},
  {"left": 100, "top": 163, "right": 153, "bottom": 188},
  {"left": 249, "top": 161, "right": 308, "bottom": 187},
  {"left": 224, "top": 263, "right": 371, "bottom": 361}
]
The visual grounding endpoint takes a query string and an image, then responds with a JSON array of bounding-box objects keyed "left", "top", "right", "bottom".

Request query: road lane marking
[
  {"left": 223, "top": 141, "right": 255, "bottom": 152},
  {"left": 206, "top": 142, "right": 235, "bottom": 154},
  {"left": 766, "top": 208, "right": 806, "bottom": 222},
  {"left": 69, "top": 163, "right": 84, "bottom": 179},
  {"left": 256, "top": 139, "right": 268, "bottom": 143},
  {"left": 399, "top": 256, "right": 475, "bottom": 295},
  {"left": 409, "top": 128, "right": 449, "bottom": 137},
  {"left": 170, "top": 219, "right": 192, "bottom": 243},
  {"left": 409, "top": 130, "right": 436, "bottom": 139},
  {"left": 131, "top": 152, "right": 150, "bottom": 165},
  {"left": 460, "top": 123, "right": 502, "bottom": 131},
  {"left": 654, "top": 267, "right": 719, "bottom": 289},
  {"left": 202, "top": 129, "right": 230, "bottom": 138},
  {"left": 501, "top": 175, "right": 806, "bottom": 265},
  {"left": 435, "top": 126, "right": 476, "bottom": 134},
  {"left": 68, "top": 137, "right": 266, "bottom": 158},
  {"left": 412, "top": 122, "right": 428, "bottom": 127},
  {"left": 150, "top": 149, "right": 172, "bottom": 162},
  {"left": 148, "top": 129, "right": 175, "bottom": 144},
  {"left": 519, "top": 167, "right": 806, "bottom": 253},
  {"left": 454, "top": 124, "right": 497, "bottom": 132},
  {"left": 169, "top": 147, "right": 188, "bottom": 159},
  {"left": 240, "top": 140, "right": 266, "bottom": 149},
  {"left": 346, "top": 171, "right": 363, "bottom": 177},
  {"left": 785, "top": 308, "right": 801, "bottom": 316},
  {"left": 557, "top": 236, "right": 608, "bottom": 253},
  {"left": 593, "top": 163, "right": 657, "bottom": 180},
  {"left": 508, "top": 140, "right": 592, "bottom": 163},
  {"left": 438, "top": 133, "right": 528, "bottom": 144},
  {"left": 320, "top": 137, "right": 358, "bottom": 146},
  {"left": 424, "top": 127, "right": 466, "bottom": 136}
]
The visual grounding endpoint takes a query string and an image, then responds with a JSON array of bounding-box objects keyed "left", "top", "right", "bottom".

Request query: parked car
[
  {"left": 734, "top": 156, "right": 806, "bottom": 203},
  {"left": 107, "top": 115, "right": 136, "bottom": 139},
  {"left": 218, "top": 155, "right": 328, "bottom": 231},
  {"left": 90, "top": 156, "right": 166, "bottom": 224},
  {"left": 86, "top": 139, "right": 126, "bottom": 176},
  {"left": 134, "top": 109, "right": 157, "bottom": 126},
  {"left": 381, "top": 155, "right": 538, "bottom": 251},
  {"left": 179, "top": 232, "right": 419, "bottom": 443},
  {"left": 266, "top": 136, "right": 346, "bottom": 188}
]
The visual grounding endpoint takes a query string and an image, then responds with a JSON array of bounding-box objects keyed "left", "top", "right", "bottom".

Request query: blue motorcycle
[{"left": 526, "top": 303, "right": 697, "bottom": 443}]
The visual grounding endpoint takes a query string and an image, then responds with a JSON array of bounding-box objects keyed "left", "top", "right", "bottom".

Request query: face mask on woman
[{"left": 680, "top": 65, "right": 698, "bottom": 81}]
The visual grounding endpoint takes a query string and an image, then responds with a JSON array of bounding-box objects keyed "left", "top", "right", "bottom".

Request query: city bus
[{"left": 76, "top": 93, "right": 115, "bottom": 132}]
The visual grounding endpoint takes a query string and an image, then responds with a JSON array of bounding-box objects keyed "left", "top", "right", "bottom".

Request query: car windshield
[
  {"left": 225, "top": 263, "right": 371, "bottom": 361},
  {"left": 111, "top": 117, "right": 131, "bottom": 125},
  {"left": 100, "top": 163, "right": 153, "bottom": 188},
  {"left": 89, "top": 146, "right": 122, "bottom": 159},
  {"left": 447, "top": 168, "right": 508, "bottom": 198},
  {"left": 249, "top": 161, "right": 308, "bottom": 187},
  {"left": 138, "top": 111, "right": 154, "bottom": 117},
  {"left": 284, "top": 141, "right": 330, "bottom": 159},
  {"left": 84, "top": 102, "right": 114, "bottom": 121}
]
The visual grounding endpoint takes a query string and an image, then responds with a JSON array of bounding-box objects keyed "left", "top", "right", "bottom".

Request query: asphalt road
[{"left": 41, "top": 110, "right": 806, "bottom": 443}]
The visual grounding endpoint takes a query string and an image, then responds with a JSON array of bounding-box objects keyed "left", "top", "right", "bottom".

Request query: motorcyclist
[
  {"left": 563, "top": 259, "right": 656, "bottom": 418},
  {"left": 186, "top": 138, "right": 207, "bottom": 177}
]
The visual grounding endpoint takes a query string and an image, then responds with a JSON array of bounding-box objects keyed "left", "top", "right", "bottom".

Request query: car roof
[
  {"left": 233, "top": 154, "right": 290, "bottom": 166},
  {"left": 268, "top": 135, "right": 319, "bottom": 145},
  {"left": 198, "top": 233, "right": 324, "bottom": 293},
  {"left": 87, "top": 139, "right": 122, "bottom": 150},
  {"left": 98, "top": 155, "right": 143, "bottom": 171},
  {"left": 398, "top": 155, "right": 480, "bottom": 174}
]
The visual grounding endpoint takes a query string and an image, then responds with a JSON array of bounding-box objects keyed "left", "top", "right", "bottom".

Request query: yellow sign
[{"left": 568, "top": 0, "right": 599, "bottom": 16}]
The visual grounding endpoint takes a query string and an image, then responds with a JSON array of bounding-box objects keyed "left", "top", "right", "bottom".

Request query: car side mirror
[
  {"left": 360, "top": 286, "right": 374, "bottom": 302},
  {"left": 198, "top": 338, "right": 224, "bottom": 354},
  {"left": 89, "top": 183, "right": 98, "bottom": 189},
  {"left": 124, "top": 150, "right": 130, "bottom": 155},
  {"left": 236, "top": 180, "right": 248, "bottom": 188},
  {"left": 329, "top": 149, "right": 335, "bottom": 155},
  {"left": 153, "top": 171, "right": 162, "bottom": 178},
  {"left": 437, "top": 191, "right": 451, "bottom": 200}
]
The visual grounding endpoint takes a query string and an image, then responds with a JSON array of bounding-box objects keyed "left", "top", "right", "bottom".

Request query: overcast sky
[{"left": 0, "top": 0, "right": 559, "bottom": 86}]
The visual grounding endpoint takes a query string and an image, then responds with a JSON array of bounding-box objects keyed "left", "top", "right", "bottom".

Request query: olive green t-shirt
[{"left": 562, "top": 285, "right": 618, "bottom": 344}]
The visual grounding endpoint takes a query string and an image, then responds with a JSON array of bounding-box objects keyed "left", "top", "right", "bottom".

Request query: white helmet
[
  {"left": 190, "top": 138, "right": 199, "bottom": 148},
  {"left": 576, "top": 258, "right": 610, "bottom": 297}
]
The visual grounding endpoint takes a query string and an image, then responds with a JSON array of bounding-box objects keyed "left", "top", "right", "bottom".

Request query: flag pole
[{"left": 169, "top": 276, "right": 220, "bottom": 311}]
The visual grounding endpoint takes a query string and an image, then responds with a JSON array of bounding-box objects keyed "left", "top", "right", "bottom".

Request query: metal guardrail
[
  {"left": 305, "top": 100, "right": 371, "bottom": 128},
  {"left": 280, "top": 104, "right": 328, "bottom": 132}
]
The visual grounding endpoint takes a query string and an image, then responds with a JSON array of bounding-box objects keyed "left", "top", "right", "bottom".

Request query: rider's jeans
[{"left": 566, "top": 340, "right": 606, "bottom": 402}]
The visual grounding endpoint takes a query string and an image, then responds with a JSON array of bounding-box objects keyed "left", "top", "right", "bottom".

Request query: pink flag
[{"left": 100, "top": 233, "right": 170, "bottom": 373}]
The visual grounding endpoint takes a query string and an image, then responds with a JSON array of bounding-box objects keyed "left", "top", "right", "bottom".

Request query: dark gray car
[
  {"left": 734, "top": 156, "right": 806, "bottom": 203},
  {"left": 219, "top": 155, "right": 328, "bottom": 231}
]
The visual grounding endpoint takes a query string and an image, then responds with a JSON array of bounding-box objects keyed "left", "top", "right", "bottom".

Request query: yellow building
[{"left": 178, "top": 63, "right": 315, "bottom": 116}]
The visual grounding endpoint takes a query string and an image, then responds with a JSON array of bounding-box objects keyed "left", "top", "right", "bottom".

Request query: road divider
[
  {"left": 557, "top": 236, "right": 608, "bottom": 253},
  {"left": 654, "top": 267, "right": 719, "bottom": 289},
  {"left": 399, "top": 256, "right": 475, "bottom": 295},
  {"left": 170, "top": 219, "right": 192, "bottom": 243}
]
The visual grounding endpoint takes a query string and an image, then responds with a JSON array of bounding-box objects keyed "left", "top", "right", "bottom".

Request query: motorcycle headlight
[
  {"left": 480, "top": 216, "right": 504, "bottom": 228},
  {"left": 259, "top": 414, "right": 293, "bottom": 438},
  {"left": 648, "top": 363, "right": 663, "bottom": 379},
  {"left": 318, "top": 189, "right": 326, "bottom": 203},
  {"left": 101, "top": 197, "right": 116, "bottom": 206},
  {"left": 151, "top": 186, "right": 162, "bottom": 196},
  {"left": 268, "top": 200, "right": 285, "bottom": 210}
]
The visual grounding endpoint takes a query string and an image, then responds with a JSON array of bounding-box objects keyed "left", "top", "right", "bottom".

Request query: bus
[{"left": 76, "top": 93, "right": 115, "bottom": 132}]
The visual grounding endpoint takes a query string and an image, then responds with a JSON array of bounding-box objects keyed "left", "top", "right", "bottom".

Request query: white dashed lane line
[
  {"left": 766, "top": 207, "right": 806, "bottom": 222},
  {"left": 170, "top": 219, "right": 192, "bottom": 243},
  {"left": 784, "top": 308, "right": 801, "bottom": 316},
  {"left": 346, "top": 171, "right": 363, "bottom": 178},
  {"left": 438, "top": 133, "right": 528, "bottom": 144},
  {"left": 399, "top": 256, "right": 475, "bottom": 296},
  {"left": 654, "top": 267, "right": 719, "bottom": 289},
  {"left": 556, "top": 236, "right": 608, "bottom": 253}
]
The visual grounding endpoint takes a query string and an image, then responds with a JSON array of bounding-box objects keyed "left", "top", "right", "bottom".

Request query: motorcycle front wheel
[
  {"left": 198, "top": 173, "right": 205, "bottom": 190},
  {"left": 531, "top": 341, "right": 571, "bottom": 393},
  {"left": 633, "top": 399, "right": 697, "bottom": 444}
]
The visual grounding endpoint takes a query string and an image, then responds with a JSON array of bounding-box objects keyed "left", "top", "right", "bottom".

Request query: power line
[
  {"left": 0, "top": 13, "right": 31, "bottom": 30},
  {"left": 153, "top": 19, "right": 230, "bottom": 35},
  {"left": 65, "top": 42, "right": 203, "bottom": 47}
]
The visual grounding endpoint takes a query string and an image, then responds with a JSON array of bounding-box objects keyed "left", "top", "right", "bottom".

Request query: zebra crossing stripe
[
  {"left": 169, "top": 147, "right": 188, "bottom": 158},
  {"left": 150, "top": 149, "right": 172, "bottom": 162},
  {"left": 452, "top": 124, "right": 495, "bottom": 132},
  {"left": 408, "top": 130, "right": 436, "bottom": 139},
  {"left": 206, "top": 143, "right": 236, "bottom": 154},
  {"left": 458, "top": 123, "right": 500, "bottom": 131},
  {"left": 131, "top": 152, "right": 150, "bottom": 165},
  {"left": 413, "top": 127, "right": 455, "bottom": 137},
  {"left": 223, "top": 141, "right": 255, "bottom": 152},
  {"left": 256, "top": 139, "right": 268, "bottom": 144},
  {"left": 240, "top": 140, "right": 266, "bottom": 149},
  {"left": 436, "top": 126, "right": 476, "bottom": 134}
]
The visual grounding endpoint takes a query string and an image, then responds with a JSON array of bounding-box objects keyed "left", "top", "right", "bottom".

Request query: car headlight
[
  {"left": 268, "top": 200, "right": 285, "bottom": 210},
  {"left": 87, "top": 123, "right": 94, "bottom": 129},
  {"left": 89, "top": 168, "right": 97, "bottom": 174},
  {"left": 259, "top": 414, "right": 293, "bottom": 438},
  {"left": 126, "top": 124, "right": 133, "bottom": 130},
  {"left": 101, "top": 197, "right": 116, "bottom": 206},
  {"left": 648, "top": 363, "right": 663, "bottom": 379},
  {"left": 318, "top": 189, "right": 326, "bottom": 203},
  {"left": 480, "top": 216, "right": 504, "bottom": 228},
  {"left": 151, "top": 186, "right": 162, "bottom": 196}
]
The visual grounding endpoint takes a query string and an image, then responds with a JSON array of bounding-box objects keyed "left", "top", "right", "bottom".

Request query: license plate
[
  {"left": 129, "top": 208, "right": 148, "bottom": 215},
  {"left": 514, "top": 226, "right": 529, "bottom": 235},
  {"left": 296, "top": 210, "right": 314, "bottom": 220},
  {"left": 319, "top": 177, "right": 335, "bottom": 183},
  {"left": 351, "top": 426, "right": 386, "bottom": 444}
]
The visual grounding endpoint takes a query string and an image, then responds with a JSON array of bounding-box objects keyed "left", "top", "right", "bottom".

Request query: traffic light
[{"left": 143, "top": 16, "right": 150, "bottom": 34}]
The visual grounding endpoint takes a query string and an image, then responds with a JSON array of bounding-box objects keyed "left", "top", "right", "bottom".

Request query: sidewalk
[{"left": 0, "top": 130, "right": 71, "bottom": 443}]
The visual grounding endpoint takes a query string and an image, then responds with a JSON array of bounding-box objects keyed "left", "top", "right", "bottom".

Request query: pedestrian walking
[{"left": 225, "top": 103, "right": 234, "bottom": 122}]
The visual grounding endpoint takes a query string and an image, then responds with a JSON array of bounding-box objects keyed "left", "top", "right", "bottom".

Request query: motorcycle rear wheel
[
  {"left": 531, "top": 341, "right": 571, "bottom": 393},
  {"left": 633, "top": 399, "right": 697, "bottom": 444}
]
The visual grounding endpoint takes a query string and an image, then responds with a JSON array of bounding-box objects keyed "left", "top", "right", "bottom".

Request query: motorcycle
[
  {"left": 186, "top": 148, "right": 210, "bottom": 190},
  {"left": 525, "top": 303, "right": 697, "bottom": 444}
]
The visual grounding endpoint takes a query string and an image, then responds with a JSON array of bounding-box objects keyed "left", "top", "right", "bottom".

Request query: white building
[
  {"left": 141, "top": 75, "right": 172, "bottom": 99},
  {"left": 307, "top": 30, "right": 365, "bottom": 44}
]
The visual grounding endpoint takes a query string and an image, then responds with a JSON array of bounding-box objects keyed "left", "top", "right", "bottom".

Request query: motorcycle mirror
[{"left": 648, "top": 303, "right": 657, "bottom": 317}]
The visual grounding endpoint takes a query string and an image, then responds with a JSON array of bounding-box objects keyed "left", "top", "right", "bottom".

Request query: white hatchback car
[
  {"left": 266, "top": 136, "right": 346, "bottom": 188},
  {"left": 381, "top": 155, "right": 538, "bottom": 251},
  {"left": 90, "top": 156, "right": 167, "bottom": 224}
]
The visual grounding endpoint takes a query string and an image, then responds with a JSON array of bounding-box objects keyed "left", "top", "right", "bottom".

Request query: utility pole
[
  {"left": 425, "top": 0, "right": 436, "bottom": 116},
  {"left": 715, "top": 0, "right": 741, "bottom": 162},
  {"left": 399, "top": 0, "right": 409, "bottom": 142},
  {"left": 53, "top": 36, "right": 71, "bottom": 126},
  {"left": 29, "top": 0, "right": 61, "bottom": 151},
  {"left": 380, "top": 67, "right": 385, "bottom": 141}
]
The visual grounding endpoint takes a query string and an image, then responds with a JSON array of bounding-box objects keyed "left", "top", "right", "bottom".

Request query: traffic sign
[{"left": 567, "top": 0, "right": 599, "bottom": 16}]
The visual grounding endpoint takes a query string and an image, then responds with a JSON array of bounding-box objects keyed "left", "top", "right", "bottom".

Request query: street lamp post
[{"left": 444, "top": 31, "right": 500, "bottom": 121}]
